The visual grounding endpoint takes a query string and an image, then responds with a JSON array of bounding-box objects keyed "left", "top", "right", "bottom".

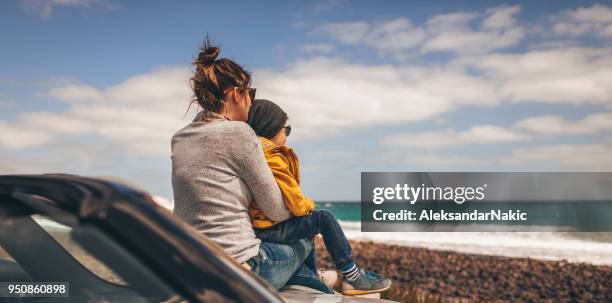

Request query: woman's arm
[{"left": 230, "top": 123, "right": 292, "bottom": 222}]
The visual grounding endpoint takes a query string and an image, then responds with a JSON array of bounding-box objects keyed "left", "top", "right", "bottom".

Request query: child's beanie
[{"left": 247, "top": 99, "right": 288, "bottom": 139}]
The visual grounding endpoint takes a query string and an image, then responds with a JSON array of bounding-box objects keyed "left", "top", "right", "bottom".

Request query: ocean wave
[{"left": 338, "top": 220, "right": 612, "bottom": 265}]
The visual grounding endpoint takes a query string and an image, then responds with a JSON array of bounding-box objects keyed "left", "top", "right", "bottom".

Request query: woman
[{"left": 171, "top": 39, "right": 331, "bottom": 293}]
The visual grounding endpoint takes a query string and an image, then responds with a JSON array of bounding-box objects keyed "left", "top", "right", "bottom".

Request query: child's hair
[{"left": 190, "top": 36, "right": 251, "bottom": 112}]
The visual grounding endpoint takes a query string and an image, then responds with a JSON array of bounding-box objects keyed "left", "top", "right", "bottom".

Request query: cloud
[
  {"left": 3, "top": 4, "right": 612, "bottom": 200},
  {"left": 254, "top": 57, "right": 498, "bottom": 140},
  {"left": 463, "top": 47, "right": 612, "bottom": 105},
  {"left": 317, "top": 5, "right": 524, "bottom": 57},
  {"left": 462, "top": 125, "right": 530, "bottom": 143},
  {"left": 379, "top": 141, "right": 612, "bottom": 170},
  {"left": 317, "top": 18, "right": 426, "bottom": 57},
  {"left": 301, "top": 150, "right": 360, "bottom": 172},
  {"left": 380, "top": 111, "right": 612, "bottom": 150},
  {"left": 514, "top": 112, "right": 612, "bottom": 135},
  {"left": 365, "top": 18, "right": 427, "bottom": 54},
  {"left": 4, "top": 4, "right": 612, "bottom": 173},
  {"left": 47, "top": 84, "right": 104, "bottom": 102},
  {"left": 426, "top": 12, "right": 478, "bottom": 31},
  {"left": 422, "top": 5, "right": 524, "bottom": 54},
  {"left": 482, "top": 5, "right": 521, "bottom": 29},
  {"left": 501, "top": 143, "right": 612, "bottom": 170},
  {"left": 299, "top": 43, "right": 336, "bottom": 54},
  {"left": 0, "top": 121, "right": 52, "bottom": 148},
  {"left": 380, "top": 150, "right": 489, "bottom": 168},
  {"left": 7, "top": 48, "right": 606, "bottom": 151},
  {"left": 377, "top": 108, "right": 612, "bottom": 170},
  {"left": 0, "top": 136, "right": 172, "bottom": 199},
  {"left": 0, "top": 66, "right": 193, "bottom": 155},
  {"left": 550, "top": 4, "right": 612, "bottom": 38},
  {"left": 380, "top": 126, "right": 530, "bottom": 149},
  {"left": 18, "top": 111, "right": 93, "bottom": 135},
  {"left": 318, "top": 21, "right": 371, "bottom": 44},
  {"left": 256, "top": 43, "right": 612, "bottom": 140},
  {"left": 311, "top": 4, "right": 599, "bottom": 59},
  {"left": 19, "top": 0, "right": 114, "bottom": 18}
]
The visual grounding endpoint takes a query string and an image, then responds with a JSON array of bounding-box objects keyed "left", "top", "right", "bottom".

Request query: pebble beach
[{"left": 315, "top": 239, "right": 612, "bottom": 302}]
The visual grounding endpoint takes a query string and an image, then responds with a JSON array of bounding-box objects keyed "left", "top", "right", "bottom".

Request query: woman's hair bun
[{"left": 196, "top": 46, "right": 220, "bottom": 66}]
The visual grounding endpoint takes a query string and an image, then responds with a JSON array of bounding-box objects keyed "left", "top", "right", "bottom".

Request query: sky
[{"left": 1, "top": 0, "right": 612, "bottom": 201}]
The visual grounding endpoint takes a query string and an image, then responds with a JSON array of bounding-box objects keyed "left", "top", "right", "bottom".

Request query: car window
[
  {"left": 0, "top": 196, "right": 188, "bottom": 303},
  {"left": 31, "top": 214, "right": 127, "bottom": 286},
  {"left": 1, "top": 191, "right": 242, "bottom": 303}
]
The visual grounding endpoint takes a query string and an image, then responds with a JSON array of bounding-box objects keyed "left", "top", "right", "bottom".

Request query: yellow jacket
[{"left": 249, "top": 137, "right": 315, "bottom": 228}]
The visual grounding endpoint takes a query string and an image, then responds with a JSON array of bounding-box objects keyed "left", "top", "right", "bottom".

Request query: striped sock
[{"left": 340, "top": 263, "right": 361, "bottom": 281}]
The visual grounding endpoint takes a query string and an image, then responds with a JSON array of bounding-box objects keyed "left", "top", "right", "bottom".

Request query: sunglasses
[
  {"left": 248, "top": 87, "right": 256, "bottom": 101},
  {"left": 224, "top": 86, "right": 256, "bottom": 101},
  {"left": 283, "top": 125, "right": 291, "bottom": 137}
]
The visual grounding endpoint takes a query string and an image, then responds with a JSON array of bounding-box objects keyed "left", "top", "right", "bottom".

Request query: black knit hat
[{"left": 247, "top": 99, "right": 288, "bottom": 139}]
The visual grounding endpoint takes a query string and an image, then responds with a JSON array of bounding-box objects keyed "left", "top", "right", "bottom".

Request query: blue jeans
[
  {"left": 246, "top": 239, "right": 333, "bottom": 293},
  {"left": 255, "top": 209, "right": 355, "bottom": 272}
]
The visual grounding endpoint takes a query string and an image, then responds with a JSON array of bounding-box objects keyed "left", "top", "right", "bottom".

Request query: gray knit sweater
[{"left": 171, "top": 111, "right": 292, "bottom": 263}]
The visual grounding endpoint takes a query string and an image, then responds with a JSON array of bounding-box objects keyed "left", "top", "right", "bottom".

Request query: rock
[{"left": 314, "top": 239, "right": 612, "bottom": 302}]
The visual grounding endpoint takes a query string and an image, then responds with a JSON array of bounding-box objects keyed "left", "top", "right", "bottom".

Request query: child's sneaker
[{"left": 340, "top": 268, "right": 392, "bottom": 295}]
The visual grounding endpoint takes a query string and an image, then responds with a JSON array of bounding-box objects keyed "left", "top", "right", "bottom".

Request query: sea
[
  {"left": 318, "top": 201, "right": 612, "bottom": 266},
  {"left": 150, "top": 197, "right": 612, "bottom": 266}
]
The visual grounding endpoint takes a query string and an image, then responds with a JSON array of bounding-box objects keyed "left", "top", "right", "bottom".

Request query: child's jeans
[{"left": 254, "top": 209, "right": 355, "bottom": 272}]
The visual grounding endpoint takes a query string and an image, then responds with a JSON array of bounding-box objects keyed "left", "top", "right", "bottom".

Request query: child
[{"left": 247, "top": 99, "right": 391, "bottom": 295}]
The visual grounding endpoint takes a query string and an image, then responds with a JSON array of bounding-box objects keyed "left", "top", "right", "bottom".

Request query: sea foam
[{"left": 339, "top": 220, "right": 612, "bottom": 265}]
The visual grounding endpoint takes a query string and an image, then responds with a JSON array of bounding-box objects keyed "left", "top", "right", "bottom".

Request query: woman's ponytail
[{"left": 190, "top": 36, "right": 251, "bottom": 113}]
